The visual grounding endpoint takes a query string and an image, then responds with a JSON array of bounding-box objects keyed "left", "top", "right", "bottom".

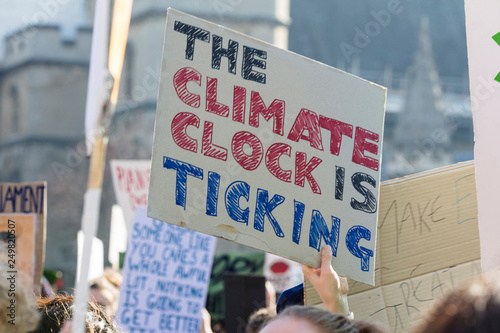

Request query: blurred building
[
  {"left": 287, "top": 0, "right": 474, "bottom": 180},
  {"left": 0, "top": 0, "right": 473, "bottom": 286}
]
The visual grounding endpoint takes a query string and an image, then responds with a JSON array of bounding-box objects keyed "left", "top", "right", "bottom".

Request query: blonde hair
[
  {"left": 89, "top": 269, "right": 122, "bottom": 315},
  {"left": 33, "top": 294, "right": 120, "bottom": 333}
]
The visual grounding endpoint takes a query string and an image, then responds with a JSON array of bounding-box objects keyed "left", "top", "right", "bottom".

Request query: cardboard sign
[
  {"left": 148, "top": 9, "right": 386, "bottom": 284},
  {"left": 0, "top": 182, "right": 46, "bottom": 293},
  {"left": 464, "top": 0, "right": 500, "bottom": 273},
  {"left": 305, "top": 161, "right": 481, "bottom": 332},
  {"left": 110, "top": 160, "right": 151, "bottom": 234},
  {"left": 116, "top": 207, "right": 217, "bottom": 333},
  {"left": 0, "top": 214, "right": 36, "bottom": 288}
]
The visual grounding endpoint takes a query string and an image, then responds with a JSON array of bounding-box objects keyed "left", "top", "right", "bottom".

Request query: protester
[
  {"left": 0, "top": 267, "right": 40, "bottom": 333},
  {"left": 411, "top": 269, "right": 500, "bottom": 333},
  {"left": 260, "top": 305, "right": 384, "bottom": 333},
  {"left": 246, "top": 307, "right": 277, "bottom": 333},
  {"left": 30, "top": 294, "right": 120, "bottom": 333}
]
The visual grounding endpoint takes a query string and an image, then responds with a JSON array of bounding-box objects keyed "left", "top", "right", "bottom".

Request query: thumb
[{"left": 321, "top": 245, "right": 333, "bottom": 271}]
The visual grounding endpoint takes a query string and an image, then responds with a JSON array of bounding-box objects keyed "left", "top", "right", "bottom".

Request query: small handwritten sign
[
  {"left": 116, "top": 207, "right": 217, "bottom": 333},
  {"left": 110, "top": 160, "right": 151, "bottom": 233},
  {"left": 0, "top": 182, "right": 46, "bottom": 293}
]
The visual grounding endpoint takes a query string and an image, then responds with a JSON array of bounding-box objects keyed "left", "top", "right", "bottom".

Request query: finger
[{"left": 339, "top": 277, "right": 349, "bottom": 295}]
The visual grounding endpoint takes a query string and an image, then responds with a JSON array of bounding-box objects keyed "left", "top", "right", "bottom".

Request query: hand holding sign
[{"left": 303, "top": 245, "right": 350, "bottom": 315}]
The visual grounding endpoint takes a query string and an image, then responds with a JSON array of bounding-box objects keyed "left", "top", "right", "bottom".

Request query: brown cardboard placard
[
  {"left": 350, "top": 261, "right": 481, "bottom": 332},
  {"left": 0, "top": 182, "right": 46, "bottom": 294},
  {"left": 378, "top": 161, "right": 479, "bottom": 285},
  {"left": 305, "top": 161, "right": 480, "bottom": 332}
]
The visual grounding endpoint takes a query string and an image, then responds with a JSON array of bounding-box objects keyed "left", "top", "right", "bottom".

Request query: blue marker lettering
[
  {"left": 163, "top": 156, "right": 203, "bottom": 209},
  {"left": 309, "top": 210, "right": 340, "bottom": 256},
  {"left": 346, "top": 226, "right": 373, "bottom": 272},
  {"left": 225, "top": 181, "right": 250, "bottom": 224},
  {"left": 254, "top": 189, "right": 285, "bottom": 237},
  {"left": 206, "top": 171, "right": 220, "bottom": 216},
  {"left": 292, "top": 200, "right": 305, "bottom": 244}
]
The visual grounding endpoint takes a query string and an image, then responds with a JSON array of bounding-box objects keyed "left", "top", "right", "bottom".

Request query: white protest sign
[
  {"left": 148, "top": 9, "right": 386, "bottom": 284},
  {"left": 465, "top": 0, "right": 500, "bottom": 272},
  {"left": 110, "top": 160, "right": 151, "bottom": 233},
  {"left": 116, "top": 207, "right": 217, "bottom": 333}
]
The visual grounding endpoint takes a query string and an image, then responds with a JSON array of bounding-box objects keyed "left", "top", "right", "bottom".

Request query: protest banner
[
  {"left": 148, "top": 9, "right": 386, "bottom": 284},
  {"left": 110, "top": 160, "right": 151, "bottom": 234},
  {"left": 0, "top": 214, "right": 36, "bottom": 288},
  {"left": 464, "top": 0, "right": 500, "bottom": 273},
  {"left": 305, "top": 161, "right": 481, "bottom": 331},
  {"left": 0, "top": 182, "right": 46, "bottom": 293},
  {"left": 116, "top": 207, "right": 217, "bottom": 333},
  {"left": 206, "top": 252, "right": 264, "bottom": 320}
]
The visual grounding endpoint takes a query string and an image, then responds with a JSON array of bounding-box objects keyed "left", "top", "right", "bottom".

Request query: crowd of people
[{"left": 1, "top": 245, "right": 500, "bottom": 333}]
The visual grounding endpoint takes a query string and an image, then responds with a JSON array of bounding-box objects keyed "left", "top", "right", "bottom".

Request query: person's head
[
  {"left": 246, "top": 307, "right": 277, "bottom": 333},
  {"left": 89, "top": 269, "right": 122, "bottom": 317},
  {"left": 0, "top": 268, "right": 39, "bottom": 333},
  {"left": 260, "top": 305, "right": 384, "bottom": 333},
  {"left": 411, "top": 270, "right": 500, "bottom": 333},
  {"left": 31, "top": 294, "right": 118, "bottom": 333}
]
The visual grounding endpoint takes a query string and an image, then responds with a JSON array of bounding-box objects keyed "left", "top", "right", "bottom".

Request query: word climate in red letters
[{"left": 148, "top": 9, "right": 386, "bottom": 285}]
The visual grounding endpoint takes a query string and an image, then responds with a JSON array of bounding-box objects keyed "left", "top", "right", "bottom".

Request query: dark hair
[
  {"left": 31, "top": 294, "right": 119, "bottom": 333},
  {"left": 275, "top": 305, "right": 386, "bottom": 333},
  {"left": 411, "top": 271, "right": 500, "bottom": 333}
]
